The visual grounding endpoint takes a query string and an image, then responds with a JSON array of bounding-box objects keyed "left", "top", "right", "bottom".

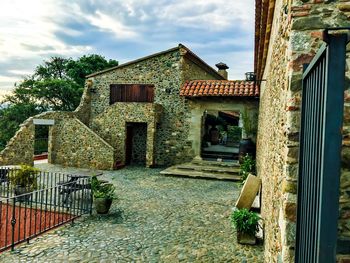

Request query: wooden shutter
[{"left": 110, "top": 84, "right": 155, "bottom": 104}]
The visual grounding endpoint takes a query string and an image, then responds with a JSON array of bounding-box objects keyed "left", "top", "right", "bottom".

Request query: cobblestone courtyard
[{"left": 0, "top": 164, "right": 263, "bottom": 262}]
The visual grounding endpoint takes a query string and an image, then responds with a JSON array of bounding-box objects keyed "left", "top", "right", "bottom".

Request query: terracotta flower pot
[{"left": 94, "top": 198, "right": 113, "bottom": 214}]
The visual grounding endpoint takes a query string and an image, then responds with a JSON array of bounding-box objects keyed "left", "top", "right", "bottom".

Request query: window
[{"left": 110, "top": 84, "right": 154, "bottom": 104}]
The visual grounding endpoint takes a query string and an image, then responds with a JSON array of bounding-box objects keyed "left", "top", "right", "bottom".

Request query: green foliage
[
  {"left": 240, "top": 154, "right": 256, "bottom": 182},
  {"left": 241, "top": 108, "right": 258, "bottom": 138},
  {"left": 91, "top": 176, "right": 116, "bottom": 200},
  {"left": 0, "top": 54, "right": 118, "bottom": 151},
  {"left": 231, "top": 208, "right": 260, "bottom": 236},
  {"left": 9, "top": 165, "right": 40, "bottom": 189},
  {"left": 227, "top": 126, "right": 242, "bottom": 142}
]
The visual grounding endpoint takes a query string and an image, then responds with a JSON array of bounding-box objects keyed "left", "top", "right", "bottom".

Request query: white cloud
[
  {"left": 152, "top": 0, "right": 254, "bottom": 31},
  {"left": 86, "top": 10, "right": 138, "bottom": 39},
  {"left": 0, "top": 0, "right": 91, "bottom": 89},
  {"left": 0, "top": 0, "right": 255, "bottom": 91}
]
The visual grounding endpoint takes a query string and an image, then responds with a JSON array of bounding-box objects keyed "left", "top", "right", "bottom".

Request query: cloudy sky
[{"left": 0, "top": 0, "right": 255, "bottom": 98}]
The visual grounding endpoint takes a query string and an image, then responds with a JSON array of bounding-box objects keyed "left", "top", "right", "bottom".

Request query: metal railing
[{"left": 0, "top": 168, "right": 92, "bottom": 252}]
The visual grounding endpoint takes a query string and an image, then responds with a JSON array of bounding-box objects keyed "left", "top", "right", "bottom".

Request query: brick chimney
[{"left": 215, "top": 62, "right": 229, "bottom": 79}]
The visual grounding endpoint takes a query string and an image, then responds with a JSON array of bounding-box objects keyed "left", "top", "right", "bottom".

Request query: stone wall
[
  {"left": 51, "top": 116, "right": 115, "bottom": 170},
  {"left": 256, "top": 0, "right": 350, "bottom": 262},
  {"left": 0, "top": 117, "right": 35, "bottom": 166},
  {"left": 0, "top": 111, "right": 115, "bottom": 170},
  {"left": 339, "top": 43, "right": 350, "bottom": 262},
  {"left": 188, "top": 98, "right": 259, "bottom": 157},
  {"left": 87, "top": 47, "right": 222, "bottom": 166},
  {"left": 91, "top": 102, "right": 161, "bottom": 167}
]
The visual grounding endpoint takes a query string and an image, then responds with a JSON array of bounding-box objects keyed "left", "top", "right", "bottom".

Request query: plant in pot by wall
[
  {"left": 9, "top": 165, "right": 39, "bottom": 202},
  {"left": 239, "top": 108, "right": 258, "bottom": 162},
  {"left": 231, "top": 208, "right": 260, "bottom": 245},
  {"left": 240, "top": 154, "right": 256, "bottom": 183},
  {"left": 91, "top": 176, "right": 116, "bottom": 214}
]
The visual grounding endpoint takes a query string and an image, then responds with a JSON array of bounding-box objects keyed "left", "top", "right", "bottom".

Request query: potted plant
[
  {"left": 231, "top": 208, "right": 260, "bottom": 245},
  {"left": 239, "top": 108, "right": 258, "bottom": 162},
  {"left": 9, "top": 165, "right": 39, "bottom": 202},
  {"left": 91, "top": 176, "right": 116, "bottom": 214},
  {"left": 240, "top": 154, "right": 256, "bottom": 183}
]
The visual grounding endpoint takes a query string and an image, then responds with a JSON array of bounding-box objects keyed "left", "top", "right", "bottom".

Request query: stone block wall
[{"left": 257, "top": 0, "right": 350, "bottom": 262}]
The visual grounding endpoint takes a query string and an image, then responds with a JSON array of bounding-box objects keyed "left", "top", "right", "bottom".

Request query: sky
[{"left": 0, "top": 0, "right": 255, "bottom": 98}]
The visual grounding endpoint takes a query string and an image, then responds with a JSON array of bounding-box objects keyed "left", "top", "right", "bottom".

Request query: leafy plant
[
  {"left": 9, "top": 165, "right": 39, "bottom": 189},
  {"left": 231, "top": 208, "right": 260, "bottom": 236},
  {"left": 91, "top": 176, "right": 116, "bottom": 200},
  {"left": 227, "top": 126, "right": 242, "bottom": 142},
  {"left": 241, "top": 108, "right": 258, "bottom": 138},
  {"left": 240, "top": 154, "right": 256, "bottom": 182}
]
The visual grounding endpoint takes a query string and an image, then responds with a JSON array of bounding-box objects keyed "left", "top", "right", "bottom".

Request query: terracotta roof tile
[{"left": 180, "top": 80, "right": 259, "bottom": 98}]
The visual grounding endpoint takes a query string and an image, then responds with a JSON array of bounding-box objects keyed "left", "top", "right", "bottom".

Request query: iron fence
[{"left": 0, "top": 167, "right": 93, "bottom": 252}]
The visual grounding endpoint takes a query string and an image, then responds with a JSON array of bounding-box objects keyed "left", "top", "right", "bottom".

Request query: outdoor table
[{"left": 58, "top": 173, "right": 103, "bottom": 205}]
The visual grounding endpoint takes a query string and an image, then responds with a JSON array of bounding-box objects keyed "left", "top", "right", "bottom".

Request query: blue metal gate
[{"left": 295, "top": 33, "right": 348, "bottom": 263}]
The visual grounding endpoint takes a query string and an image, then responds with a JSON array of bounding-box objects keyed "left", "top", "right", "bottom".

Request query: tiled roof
[{"left": 180, "top": 80, "right": 259, "bottom": 97}]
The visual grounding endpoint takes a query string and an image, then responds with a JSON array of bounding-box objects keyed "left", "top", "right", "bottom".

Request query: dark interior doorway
[
  {"left": 34, "top": 125, "right": 49, "bottom": 161},
  {"left": 125, "top": 123, "right": 147, "bottom": 165},
  {"left": 201, "top": 110, "right": 241, "bottom": 161}
]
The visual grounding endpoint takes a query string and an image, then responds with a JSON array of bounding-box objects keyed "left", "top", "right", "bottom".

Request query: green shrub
[
  {"left": 227, "top": 126, "right": 242, "bottom": 142},
  {"left": 231, "top": 208, "right": 260, "bottom": 236},
  {"left": 9, "top": 165, "right": 39, "bottom": 189},
  {"left": 240, "top": 154, "right": 256, "bottom": 182},
  {"left": 241, "top": 108, "right": 258, "bottom": 138},
  {"left": 91, "top": 176, "right": 116, "bottom": 200}
]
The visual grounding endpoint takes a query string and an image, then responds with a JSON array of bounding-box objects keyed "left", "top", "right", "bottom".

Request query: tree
[{"left": 0, "top": 55, "right": 118, "bottom": 150}]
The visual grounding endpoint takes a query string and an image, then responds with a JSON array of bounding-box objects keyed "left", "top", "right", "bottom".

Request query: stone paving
[{"left": 0, "top": 164, "right": 263, "bottom": 262}]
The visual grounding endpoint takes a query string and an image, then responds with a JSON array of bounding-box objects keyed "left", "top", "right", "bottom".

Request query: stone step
[
  {"left": 191, "top": 159, "right": 240, "bottom": 168},
  {"left": 160, "top": 167, "right": 241, "bottom": 181},
  {"left": 176, "top": 163, "right": 240, "bottom": 175},
  {"left": 201, "top": 152, "right": 238, "bottom": 160}
]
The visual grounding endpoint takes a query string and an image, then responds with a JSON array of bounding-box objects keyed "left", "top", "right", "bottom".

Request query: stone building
[
  {"left": 0, "top": 44, "right": 259, "bottom": 170},
  {"left": 255, "top": 0, "right": 350, "bottom": 262}
]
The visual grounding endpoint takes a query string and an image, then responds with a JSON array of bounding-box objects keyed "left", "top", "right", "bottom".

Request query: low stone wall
[
  {"left": 0, "top": 118, "right": 35, "bottom": 166},
  {"left": 0, "top": 111, "right": 115, "bottom": 170},
  {"left": 51, "top": 116, "right": 115, "bottom": 170}
]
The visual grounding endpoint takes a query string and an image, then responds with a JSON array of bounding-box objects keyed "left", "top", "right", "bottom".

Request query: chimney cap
[{"left": 215, "top": 62, "right": 229, "bottom": 70}]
